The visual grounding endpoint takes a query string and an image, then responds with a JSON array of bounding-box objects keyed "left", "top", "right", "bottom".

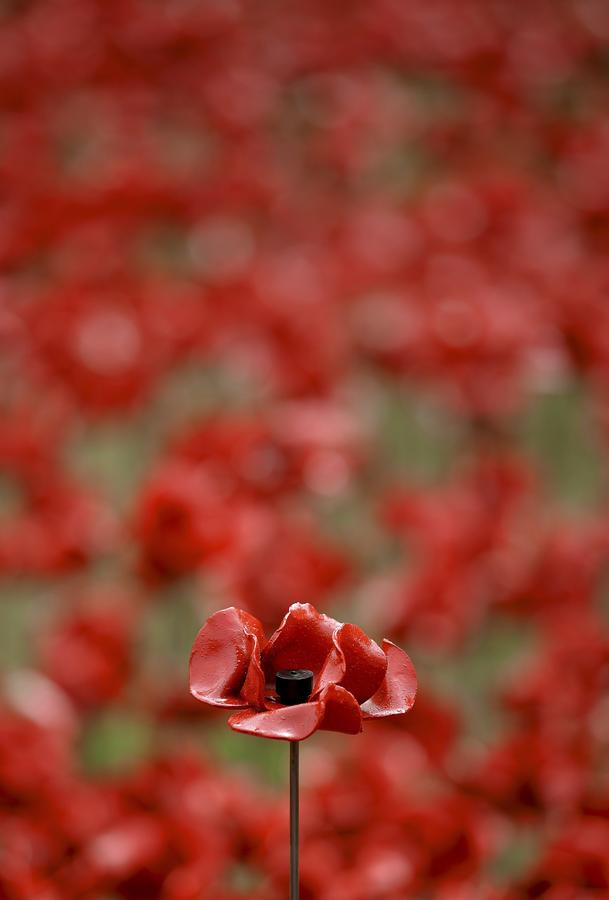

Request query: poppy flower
[
  {"left": 132, "top": 463, "right": 238, "bottom": 581},
  {"left": 189, "top": 603, "right": 417, "bottom": 741},
  {"left": 38, "top": 598, "right": 136, "bottom": 711}
]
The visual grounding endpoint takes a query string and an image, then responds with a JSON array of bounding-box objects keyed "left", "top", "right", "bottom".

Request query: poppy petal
[
  {"left": 262, "top": 602, "right": 339, "bottom": 684},
  {"left": 318, "top": 683, "right": 362, "bottom": 735},
  {"left": 190, "top": 607, "right": 265, "bottom": 708},
  {"left": 313, "top": 629, "right": 346, "bottom": 695},
  {"left": 228, "top": 684, "right": 362, "bottom": 741},
  {"left": 361, "top": 640, "right": 417, "bottom": 718},
  {"left": 229, "top": 700, "right": 323, "bottom": 741},
  {"left": 334, "top": 623, "right": 388, "bottom": 703},
  {"left": 239, "top": 635, "right": 266, "bottom": 710}
]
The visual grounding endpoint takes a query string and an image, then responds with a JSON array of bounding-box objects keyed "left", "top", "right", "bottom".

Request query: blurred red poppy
[
  {"left": 39, "top": 600, "right": 135, "bottom": 711},
  {"left": 189, "top": 603, "right": 417, "bottom": 741}
]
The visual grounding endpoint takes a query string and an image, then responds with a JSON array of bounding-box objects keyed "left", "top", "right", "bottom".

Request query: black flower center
[{"left": 275, "top": 669, "right": 314, "bottom": 705}]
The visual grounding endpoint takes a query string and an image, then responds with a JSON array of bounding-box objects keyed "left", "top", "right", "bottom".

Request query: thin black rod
[{"left": 289, "top": 740, "right": 299, "bottom": 900}]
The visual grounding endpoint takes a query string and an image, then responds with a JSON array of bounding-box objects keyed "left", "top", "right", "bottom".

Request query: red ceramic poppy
[{"left": 189, "top": 603, "right": 417, "bottom": 741}]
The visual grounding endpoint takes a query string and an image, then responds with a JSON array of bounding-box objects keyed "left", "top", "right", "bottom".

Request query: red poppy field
[{"left": 1, "top": 0, "right": 609, "bottom": 897}]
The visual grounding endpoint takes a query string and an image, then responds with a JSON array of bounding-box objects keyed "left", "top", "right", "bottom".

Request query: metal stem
[{"left": 289, "top": 740, "right": 299, "bottom": 900}]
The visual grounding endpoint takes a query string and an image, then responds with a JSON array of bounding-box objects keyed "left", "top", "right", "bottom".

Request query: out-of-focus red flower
[
  {"left": 0, "top": 403, "right": 69, "bottom": 483},
  {"left": 462, "top": 731, "right": 590, "bottom": 822},
  {"left": 500, "top": 610, "right": 609, "bottom": 730},
  {"left": 378, "top": 451, "right": 539, "bottom": 647},
  {"left": 68, "top": 751, "right": 271, "bottom": 899},
  {"left": 501, "top": 518, "right": 609, "bottom": 619},
  {"left": 0, "top": 867, "right": 61, "bottom": 900},
  {"left": 0, "top": 472, "right": 115, "bottom": 576},
  {"left": 170, "top": 414, "right": 298, "bottom": 499},
  {"left": 133, "top": 465, "right": 352, "bottom": 633},
  {"left": 38, "top": 597, "right": 136, "bottom": 711},
  {"left": 27, "top": 287, "right": 174, "bottom": 416},
  {"left": 516, "top": 815, "right": 609, "bottom": 895},
  {"left": 221, "top": 517, "right": 351, "bottom": 630},
  {"left": 170, "top": 402, "right": 364, "bottom": 499},
  {"left": 354, "top": 278, "right": 543, "bottom": 418},
  {"left": 132, "top": 463, "right": 239, "bottom": 581},
  {"left": 0, "top": 710, "right": 73, "bottom": 807},
  {"left": 190, "top": 603, "right": 416, "bottom": 741}
]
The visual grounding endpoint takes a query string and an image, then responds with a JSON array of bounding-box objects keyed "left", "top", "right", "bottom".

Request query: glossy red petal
[
  {"left": 313, "top": 629, "right": 346, "bottom": 695},
  {"left": 239, "top": 635, "right": 266, "bottom": 710},
  {"left": 228, "top": 683, "right": 362, "bottom": 741},
  {"left": 318, "top": 683, "right": 363, "bottom": 735},
  {"left": 228, "top": 700, "right": 324, "bottom": 741},
  {"left": 361, "top": 639, "right": 417, "bottom": 719},
  {"left": 262, "top": 602, "right": 339, "bottom": 683},
  {"left": 335, "top": 623, "right": 388, "bottom": 703},
  {"left": 189, "top": 607, "right": 265, "bottom": 708},
  {"left": 314, "top": 624, "right": 387, "bottom": 703}
]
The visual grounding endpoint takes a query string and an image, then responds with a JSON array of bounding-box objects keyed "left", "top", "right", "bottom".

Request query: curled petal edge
[
  {"left": 239, "top": 635, "right": 266, "bottom": 710},
  {"left": 313, "top": 627, "right": 346, "bottom": 696},
  {"left": 333, "top": 622, "right": 388, "bottom": 703},
  {"left": 361, "top": 639, "right": 417, "bottom": 719},
  {"left": 314, "top": 623, "right": 387, "bottom": 704}
]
